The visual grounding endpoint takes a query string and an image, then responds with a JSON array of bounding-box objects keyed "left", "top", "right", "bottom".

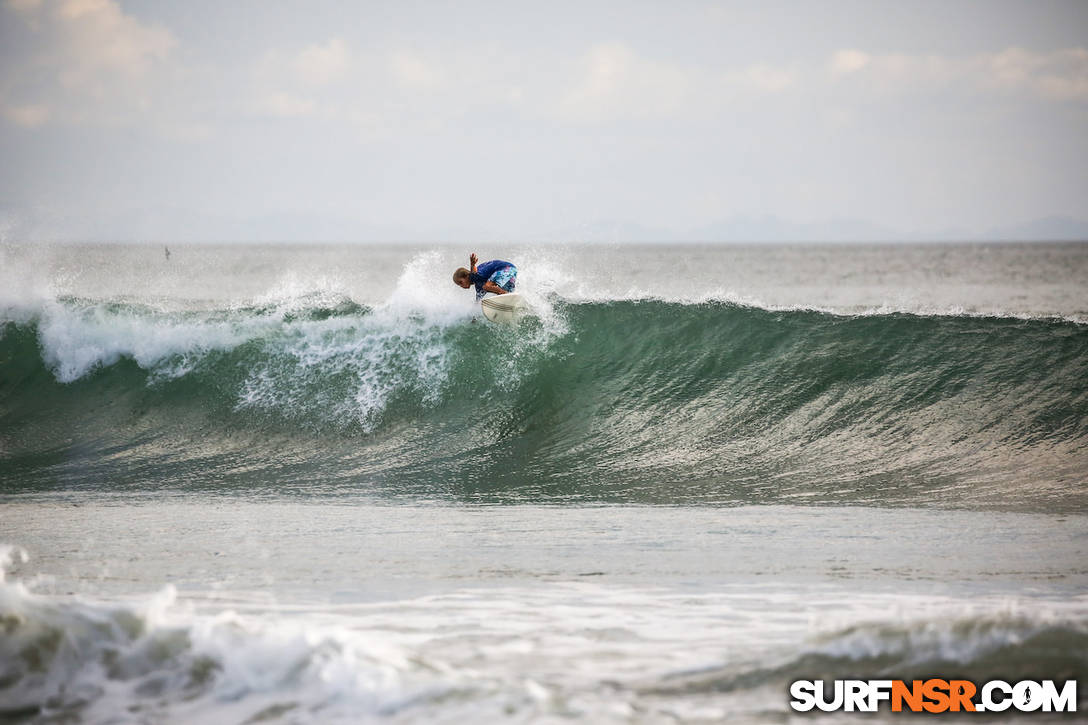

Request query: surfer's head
[{"left": 453, "top": 268, "right": 472, "bottom": 288}]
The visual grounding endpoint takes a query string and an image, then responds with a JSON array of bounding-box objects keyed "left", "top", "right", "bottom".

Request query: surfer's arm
[
  {"left": 469, "top": 253, "right": 478, "bottom": 274},
  {"left": 481, "top": 281, "right": 508, "bottom": 295}
]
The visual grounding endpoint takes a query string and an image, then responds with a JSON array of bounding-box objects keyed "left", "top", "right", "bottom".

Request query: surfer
[{"left": 453, "top": 253, "right": 517, "bottom": 300}]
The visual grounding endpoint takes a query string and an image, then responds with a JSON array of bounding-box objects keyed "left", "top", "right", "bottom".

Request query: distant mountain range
[
  {"left": 2, "top": 203, "right": 1086, "bottom": 243},
  {"left": 982, "top": 215, "right": 1088, "bottom": 242}
]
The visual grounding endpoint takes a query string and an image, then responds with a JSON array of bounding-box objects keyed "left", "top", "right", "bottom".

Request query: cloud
[
  {"left": 27, "top": 0, "right": 173, "bottom": 81},
  {"left": 827, "top": 46, "right": 1088, "bottom": 102},
  {"left": 986, "top": 46, "right": 1088, "bottom": 101},
  {"left": 830, "top": 49, "right": 870, "bottom": 75},
  {"left": 251, "top": 40, "right": 506, "bottom": 129},
  {"left": 1, "top": 0, "right": 177, "bottom": 126},
  {"left": 557, "top": 43, "right": 685, "bottom": 121},
  {"left": 389, "top": 51, "right": 443, "bottom": 90},
  {"left": 250, "top": 41, "right": 343, "bottom": 120},
  {"left": 556, "top": 43, "right": 797, "bottom": 123},
  {"left": 257, "top": 91, "right": 318, "bottom": 118},
  {"left": 1, "top": 103, "right": 50, "bottom": 127},
  {"left": 5, "top": 0, "right": 1083, "bottom": 148},
  {"left": 293, "top": 37, "right": 349, "bottom": 86}
]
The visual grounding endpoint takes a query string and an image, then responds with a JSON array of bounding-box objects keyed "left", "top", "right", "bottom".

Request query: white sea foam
[
  {"left": 2, "top": 546, "right": 1086, "bottom": 725},
  {"left": 34, "top": 302, "right": 256, "bottom": 383}
]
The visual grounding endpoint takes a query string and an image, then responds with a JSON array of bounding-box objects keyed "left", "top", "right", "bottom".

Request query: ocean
[{"left": 1, "top": 241, "right": 1086, "bottom": 722}]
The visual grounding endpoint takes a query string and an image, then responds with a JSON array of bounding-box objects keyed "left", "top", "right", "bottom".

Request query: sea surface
[{"left": 1, "top": 241, "right": 1086, "bottom": 723}]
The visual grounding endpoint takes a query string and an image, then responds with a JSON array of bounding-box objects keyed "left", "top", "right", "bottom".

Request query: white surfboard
[{"left": 480, "top": 293, "right": 530, "bottom": 325}]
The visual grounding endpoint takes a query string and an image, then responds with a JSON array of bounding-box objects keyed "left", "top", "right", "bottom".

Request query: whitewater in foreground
[{"left": 1, "top": 241, "right": 1086, "bottom": 722}]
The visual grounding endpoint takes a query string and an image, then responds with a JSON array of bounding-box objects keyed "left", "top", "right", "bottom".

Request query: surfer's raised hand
[{"left": 469, "top": 253, "right": 478, "bottom": 266}]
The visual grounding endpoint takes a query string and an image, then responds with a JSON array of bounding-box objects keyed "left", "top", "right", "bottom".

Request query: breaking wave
[
  {"left": 1, "top": 284, "right": 1086, "bottom": 508},
  {"left": 1, "top": 544, "right": 1085, "bottom": 724}
]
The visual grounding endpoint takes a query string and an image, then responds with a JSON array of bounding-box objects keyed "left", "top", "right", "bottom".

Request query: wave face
[{"left": 1, "top": 294, "right": 1086, "bottom": 508}]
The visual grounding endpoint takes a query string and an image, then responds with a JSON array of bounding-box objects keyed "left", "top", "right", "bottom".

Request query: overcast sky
[{"left": 1, "top": 0, "right": 1086, "bottom": 241}]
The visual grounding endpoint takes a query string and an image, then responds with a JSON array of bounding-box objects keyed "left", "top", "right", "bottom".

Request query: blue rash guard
[{"left": 469, "top": 260, "right": 517, "bottom": 299}]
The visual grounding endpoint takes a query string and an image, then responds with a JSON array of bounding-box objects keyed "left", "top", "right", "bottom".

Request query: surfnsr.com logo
[{"left": 789, "top": 679, "right": 1078, "bottom": 713}]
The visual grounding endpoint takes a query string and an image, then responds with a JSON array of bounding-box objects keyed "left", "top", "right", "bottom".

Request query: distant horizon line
[
  {"left": 5, "top": 210, "right": 1088, "bottom": 246},
  {"left": 9, "top": 237, "right": 1088, "bottom": 245}
]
